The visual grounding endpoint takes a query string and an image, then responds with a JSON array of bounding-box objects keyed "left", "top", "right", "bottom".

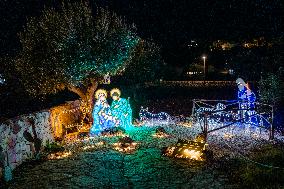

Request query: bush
[{"left": 44, "top": 141, "right": 65, "bottom": 153}]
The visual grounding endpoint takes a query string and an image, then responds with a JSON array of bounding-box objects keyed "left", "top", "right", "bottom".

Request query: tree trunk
[
  {"left": 84, "top": 81, "right": 98, "bottom": 122},
  {"left": 67, "top": 81, "right": 98, "bottom": 126}
]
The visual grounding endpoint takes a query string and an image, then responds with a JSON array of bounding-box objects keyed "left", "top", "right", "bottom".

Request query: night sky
[{"left": 0, "top": 0, "right": 283, "bottom": 64}]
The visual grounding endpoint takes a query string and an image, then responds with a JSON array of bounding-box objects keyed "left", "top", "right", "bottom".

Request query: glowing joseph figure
[
  {"left": 110, "top": 88, "right": 133, "bottom": 129},
  {"left": 90, "top": 89, "right": 119, "bottom": 136},
  {"left": 236, "top": 78, "right": 258, "bottom": 125}
]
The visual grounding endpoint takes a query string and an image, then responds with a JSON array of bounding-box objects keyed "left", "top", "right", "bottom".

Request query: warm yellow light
[
  {"left": 152, "top": 133, "right": 169, "bottom": 138},
  {"left": 183, "top": 149, "right": 202, "bottom": 160},
  {"left": 113, "top": 142, "right": 137, "bottom": 153},
  {"left": 48, "top": 151, "right": 72, "bottom": 160},
  {"left": 177, "top": 122, "right": 192, "bottom": 127},
  {"left": 224, "top": 133, "right": 234, "bottom": 139}
]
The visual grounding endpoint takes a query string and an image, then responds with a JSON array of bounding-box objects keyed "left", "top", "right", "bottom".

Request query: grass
[{"left": 219, "top": 143, "right": 284, "bottom": 188}]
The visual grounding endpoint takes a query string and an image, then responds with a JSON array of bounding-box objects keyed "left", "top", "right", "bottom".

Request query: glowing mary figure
[
  {"left": 110, "top": 88, "right": 133, "bottom": 129},
  {"left": 90, "top": 89, "right": 119, "bottom": 136}
]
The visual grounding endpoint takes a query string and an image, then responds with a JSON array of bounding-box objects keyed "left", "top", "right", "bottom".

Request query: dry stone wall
[{"left": 0, "top": 111, "right": 54, "bottom": 170}]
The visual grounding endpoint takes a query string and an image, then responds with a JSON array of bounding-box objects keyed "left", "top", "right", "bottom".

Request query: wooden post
[
  {"left": 203, "top": 113, "right": 208, "bottom": 142},
  {"left": 192, "top": 100, "right": 196, "bottom": 117},
  {"left": 269, "top": 105, "right": 274, "bottom": 140}
]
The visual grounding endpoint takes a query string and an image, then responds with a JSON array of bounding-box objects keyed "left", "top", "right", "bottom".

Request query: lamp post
[{"left": 202, "top": 56, "right": 206, "bottom": 79}]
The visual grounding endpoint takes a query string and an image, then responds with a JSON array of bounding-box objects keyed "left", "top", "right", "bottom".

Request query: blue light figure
[
  {"left": 236, "top": 78, "right": 258, "bottom": 125},
  {"left": 90, "top": 89, "right": 119, "bottom": 136},
  {"left": 110, "top": 88, "right": 133, "bottom": 129}
]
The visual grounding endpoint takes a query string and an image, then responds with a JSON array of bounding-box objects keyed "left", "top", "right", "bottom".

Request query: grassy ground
[
  {"left": 5, "top": 124, "right": 284, "bottom": 189},
  {"left": 217, "top": 143, "right": 284, "bottom": 189},
  {"left": 6, "top": 126, "right": 227, "bottom": 189}
]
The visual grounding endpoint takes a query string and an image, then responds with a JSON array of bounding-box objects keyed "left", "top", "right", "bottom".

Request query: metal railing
[{"left": 192, "top": 99, "right": 274, "bottom": 140}]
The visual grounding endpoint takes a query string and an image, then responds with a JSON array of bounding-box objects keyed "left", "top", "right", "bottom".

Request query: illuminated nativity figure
[
  {"left": 236, "top": 78, "right": 258, "bottom": 125},
  {"left": 110, "top": 88, "right": 133, "bottom": 129},
  {"left": 89, "top": 89, "right": 120, "bottom": 136}
]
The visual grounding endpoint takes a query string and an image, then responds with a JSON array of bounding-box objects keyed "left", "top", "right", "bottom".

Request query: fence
[
  {"left": 146, "top": 80, "right": 242, "bottom": 87},
  {"left": 191, "top": 99, "right": 274, "bottom": 140}
]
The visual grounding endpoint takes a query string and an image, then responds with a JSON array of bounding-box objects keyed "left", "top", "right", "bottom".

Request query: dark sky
[
  {"left": 105, "top": 0, "right": 283, "bottom": 42},
  {"left": 0, "top": 0, "right": 283, "bottom": 63}
]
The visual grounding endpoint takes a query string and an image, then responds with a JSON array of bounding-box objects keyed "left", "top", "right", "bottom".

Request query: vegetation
[
  {"left": 44, "top": 141, "right": 65, "bottom": 153},
  {"left": 259, "top": 73, "right": 284, "bottom": 106},
  {"left": 219, "top": 144, "right": 284, "bottom": 188},
  {"left": 15, "top": 1, "right": 140, "bottom": 118},
  {"left": 23, "top": 119, "right": 42, "bottom": 159}
]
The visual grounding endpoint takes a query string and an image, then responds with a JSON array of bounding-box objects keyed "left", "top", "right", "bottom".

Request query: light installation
[
  {"left": 139, "top": 107, "right": 171, "bottom": 125},
  {"left": 89, "top": 89, "right": 120, "bottom": 136},
  {"left": 110, "top": 88, "right": 133, "bottom": 129},
  {"left": 236, "top": 78, "right": 258, "bottom": 125},
  {"left": 192, "top": 95, "right": 273, "bottom": 139},
  {"left": 191, "top": 78, "right": 264, "bottom": 129},
  {"left": 113, "top": 136, "right": 138, "bottom": 153},
  {"left": 152, "top": 127, "right": 170, "bottom": 138},
  {"left": 163, "top": 138, "right": 206, "bottom": 161}
]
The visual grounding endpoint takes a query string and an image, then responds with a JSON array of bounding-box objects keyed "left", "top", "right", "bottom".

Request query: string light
[
  {"left": 48, "top": 151, "right": 72, "bottom": 160},
  {"left": 113, "top": 142, "right": 138, "bottom": 153},
  {"left": 139, "top": 107, "right": 171, "bottom": 125},
  {"left": 152, "top": 133, "right": 169, "bottom": 138},
  {"left": 163, "top": 139, "right": 206, "bottom": 161}
]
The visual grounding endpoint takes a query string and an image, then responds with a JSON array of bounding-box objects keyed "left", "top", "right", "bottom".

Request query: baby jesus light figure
[{"left": 90, "top": 89, "right": 119, "bottom": 136}]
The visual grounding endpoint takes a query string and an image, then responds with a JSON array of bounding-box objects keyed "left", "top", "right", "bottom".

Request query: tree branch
[
  {"left": 67, "top": 85, "right": 85, "bottom": 100},
  {"left": 87, "top": 80, "right": 98, "bottom": 104}
]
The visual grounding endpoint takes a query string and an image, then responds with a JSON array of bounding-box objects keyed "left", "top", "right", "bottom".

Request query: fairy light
[
  {"left": 153, "top": 127, "right": 170, "bottom": 138},
  {"left": 152, "top": 132, "right": 169, "bottom": 138},
  {"left": 177, "top": 122, "right": 193, "bottom": 127},
  {"left": 139, "top": 107, "right": 171, "bottom": 125},
  {"left": 163, "top": 137, "right": 207, "bottom": 161},
  {"left": 101, "top": 132, "right": 128, "bottom": 138},
  {"left": 224, "top": 133, "right": 234, "bottom": 139},
  {"left": 113, "top": 142, "right": 138, "bottom": 153},
  {"left": 48, "top": 151, "right": 72, "bottom": 160},
  {"left": 83, "top": 145, "right": 96, "bottom": 150},
  {"left": 51, "top": 99, "right": 94, "bottom": 138},
  {"left": 183, "top": 149, "right": 203, "bottom": 160}
]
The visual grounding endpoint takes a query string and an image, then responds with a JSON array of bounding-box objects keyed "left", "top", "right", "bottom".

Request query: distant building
[
  {"left": 212, "top": 40, "right": 235, "bottom": 50},
  {"left": 242, "top": 37, "right": 268, "bottom": 48},
  {"left": 185, "top": 63, "right": 203, "bottom": 77},
  {"left": 188, "top": 40, "right": 198, "bottom": 48},
  {"left": 186, "top": 71, "right": 203, "bottom": 75},
  {"left": 211, "top": 37, "right": 273, "bottom": 50}
]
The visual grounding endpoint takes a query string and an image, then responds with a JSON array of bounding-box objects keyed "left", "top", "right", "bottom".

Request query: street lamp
[{"left": 202, "top": 56, "right": 206, "bottom": 79}]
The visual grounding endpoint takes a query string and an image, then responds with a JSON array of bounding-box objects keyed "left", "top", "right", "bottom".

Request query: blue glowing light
[
  {"left": 90, "top": 97, "right": 119, "bottom": 136},
  {"left": 139, "top": 107, "right": 171, "bottom": 124},
  {"left": 236, "top": 78, "right": 258, "bottom": 125}
]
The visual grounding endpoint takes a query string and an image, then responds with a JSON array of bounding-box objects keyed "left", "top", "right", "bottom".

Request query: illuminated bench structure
[{"left": 163, "top": 138, "right": 207, "bottom": 161}]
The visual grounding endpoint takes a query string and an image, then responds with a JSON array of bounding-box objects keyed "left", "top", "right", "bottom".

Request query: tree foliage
[
  {"left": 119, "top": 39, "right": 164, "bottom": 84},
  {"left": 259, "top": 73, "right": 284, "bottom": 105},
  {"left": 15, "top": 1, "right": 139, "bottom": 98}
]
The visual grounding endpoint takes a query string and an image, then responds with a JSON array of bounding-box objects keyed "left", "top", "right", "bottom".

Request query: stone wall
[
  {"left": 0, "top": 100, "right": 83, "bottom": 171},
  {"left": 0, "top": 111, "right": 54, "bottom": 170}
]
